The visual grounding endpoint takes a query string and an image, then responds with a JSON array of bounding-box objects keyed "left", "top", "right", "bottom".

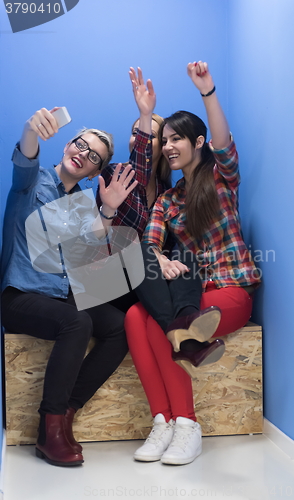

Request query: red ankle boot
[
  {"left": 36, "top": 414, "right": 84, "bottom": 467},
  {"left": 64, "top": 408, "right": 83, "bottom": 453}
]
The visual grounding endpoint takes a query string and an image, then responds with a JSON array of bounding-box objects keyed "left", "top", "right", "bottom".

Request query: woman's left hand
[
  {"left": 98, "top": 163, "right": 138, "bottom": 213},
  {"left": 188, "top": 60, "right": 230, "bottom": 149},
  {"left": 129, "top": 67, "right": 156, "bottom": 116},
  {"left": 187, "top": 60, "right": 215, "bottom": 96}
]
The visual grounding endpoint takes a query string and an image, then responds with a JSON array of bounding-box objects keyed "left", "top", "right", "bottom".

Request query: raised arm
[
  {"left": 129, "top": 67, "right": 156, "bottom": 135},
  {"left": 20, "top": 107, "right": 59, "bottom": 158},
  {"left": 187, "top": 61, "right": 230, "bottom": 150}
]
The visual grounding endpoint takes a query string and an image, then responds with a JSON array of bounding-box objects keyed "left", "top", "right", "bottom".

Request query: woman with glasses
[{"left": 1, "top": 107, "right": 138, "bottom": 467}]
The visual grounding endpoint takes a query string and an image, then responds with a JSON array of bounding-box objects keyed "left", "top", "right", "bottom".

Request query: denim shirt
[{"left": 1, "top": 145, "right": 108, "bottom": 299}]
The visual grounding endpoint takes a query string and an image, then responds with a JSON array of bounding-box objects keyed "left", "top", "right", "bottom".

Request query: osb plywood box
[{"left": 5, "top": 322, "right": 262, "bottom": 445}]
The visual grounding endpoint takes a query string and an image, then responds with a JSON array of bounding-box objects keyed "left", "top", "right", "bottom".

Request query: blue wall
[
  {"left": 0, "top": 0, "right": 293, "bottom": 471},
  {"left": 0, "top": 0, "right": 228, "bottom": 211},
  {"left": 227, "top": 0, "right": 294, "bottom": 440}
]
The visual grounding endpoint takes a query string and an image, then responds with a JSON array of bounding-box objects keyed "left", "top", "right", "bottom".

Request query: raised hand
[
  {"left": 129, "top": 67, "right": 156, "bottom": 117},
  {"left": 98, "top": 163, "right": 138, "bottom": 213},
  {"left": 26, "top": 107, "right": 59, "bottom": 141},
  {"left": 20, "top": 106, "right": 60, "bottom": 159},
  {"left": 187, "top": 60, "right": 230, "bottom": 149},
  {"left": 187, "top": 61, "right": 215, "bottom": 96}
]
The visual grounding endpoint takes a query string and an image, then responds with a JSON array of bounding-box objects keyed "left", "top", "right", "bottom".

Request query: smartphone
[{"left": 52, "top": 107, "right": 72, "bottom": 128}]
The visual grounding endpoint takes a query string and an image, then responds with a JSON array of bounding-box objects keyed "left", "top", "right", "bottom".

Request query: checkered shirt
[
  {"left": 142, "top": 140, "right": 261, "bottom": 290},
  {"left": 96, "top": 130, "right": 168, "bottom": 241}
]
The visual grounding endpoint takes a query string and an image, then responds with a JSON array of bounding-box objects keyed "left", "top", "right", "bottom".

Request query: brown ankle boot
[
  {"left": 36, "top": 414, "right": 84, "bottom": 467},
  {"left": 64, "top": 408, "right": 83, "bottom": 453}
]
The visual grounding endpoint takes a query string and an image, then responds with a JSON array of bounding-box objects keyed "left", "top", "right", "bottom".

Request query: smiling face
[
  {"left": 60, "top": 132, "right": 109, "bottom": 184},
  {"left": 161, "top": 124, "right": 202, "bottom": 179},
  {"left": 129, "top": 119, "right": 162, "bottom": 169}
]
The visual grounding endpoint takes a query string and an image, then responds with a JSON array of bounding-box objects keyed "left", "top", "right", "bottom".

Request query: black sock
[
  {"left": 37, "top": 414, "right": 46, "bottom": 445},
  {"left": 180, "top": 339, "right": 210, "bottom": 352},
  {"left": 176, "top": 306, "right": 198, "bottom": 318}
]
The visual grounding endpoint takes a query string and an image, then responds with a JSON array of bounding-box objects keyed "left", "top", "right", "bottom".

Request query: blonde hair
[{"left": 70, "top": 127, "right": 114, "bottom": 170}]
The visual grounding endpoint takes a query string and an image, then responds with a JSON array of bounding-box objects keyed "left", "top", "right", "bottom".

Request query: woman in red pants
[{"left": 125, "top": 60, "right": 260, "bottom": 466}]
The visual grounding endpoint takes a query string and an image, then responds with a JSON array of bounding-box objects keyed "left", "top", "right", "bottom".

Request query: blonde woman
[{"left": 1, "top": 108, "right": 137, "bottom": 467}]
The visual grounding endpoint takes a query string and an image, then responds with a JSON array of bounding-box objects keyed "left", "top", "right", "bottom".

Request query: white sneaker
[
  {"left": 161, "top": 417, "right": 202, "bottom": 465},
  {"left": 134, "top": 414, "right": 175, "bottom": 462}
]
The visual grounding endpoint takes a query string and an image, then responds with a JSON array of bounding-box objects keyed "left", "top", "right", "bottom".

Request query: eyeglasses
[{"left": 72, "top": 137, "right": 103, "bottom": 166}]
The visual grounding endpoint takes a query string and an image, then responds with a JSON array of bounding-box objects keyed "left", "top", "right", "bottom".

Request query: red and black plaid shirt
[{"left": 96, "top": 130, "right": 169, "bottom": 240}]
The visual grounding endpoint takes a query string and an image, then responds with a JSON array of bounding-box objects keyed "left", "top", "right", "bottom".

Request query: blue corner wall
[{"left": 227, "top": 0, "right": 294, "bottom": 440}]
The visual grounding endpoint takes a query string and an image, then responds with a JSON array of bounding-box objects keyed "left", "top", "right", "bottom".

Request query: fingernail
[{"left": 194, "top": 62, "right": 198, "bottom": 66}]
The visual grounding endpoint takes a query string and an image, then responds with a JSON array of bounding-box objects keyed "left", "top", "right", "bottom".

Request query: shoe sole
[
  {"left": 175, "top": 343, "right": 226, "bottom": 378},
  {"left": 173, "top": 310, "right": 221, "bottom": 351},
  {"left": 161, "top": 447, "right": 202, "bottom": 465},
  {"left": 134, "top": 455, "right": 162, "bottom": 462},
  {"left": 35, "top": 447, "right": 84, "bottom": 467},
  {"left": 189, "top": 310, "right": 221, "bottom": 342}
]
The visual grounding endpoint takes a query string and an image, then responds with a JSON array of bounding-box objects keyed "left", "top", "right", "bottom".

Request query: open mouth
[{"left": 71, "top": 157, "right": 83, "bottom": 168}]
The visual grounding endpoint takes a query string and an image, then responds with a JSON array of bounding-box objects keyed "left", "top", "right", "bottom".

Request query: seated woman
[
  {"left": 125, "top": 60, "right": 261, "bottom": 466},
  {"left": 1, "top": 107, "right": 137, "bottom": 467},
  {"left": 96, "top": 68, "right": 173, "bottom": 312},
  {"left": 96, "top": 67, "right": 171, "bottom": 239}
]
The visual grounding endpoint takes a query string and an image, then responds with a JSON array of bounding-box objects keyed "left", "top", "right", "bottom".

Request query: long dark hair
[{"left": 159, "top": 111, "right": 220, "bottom": 240}]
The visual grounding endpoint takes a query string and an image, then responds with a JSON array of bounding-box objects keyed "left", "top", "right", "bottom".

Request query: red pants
[
  {"left": 125, "top": 284, "right": 253, "bottom": 422},
  {"left": 202, "top": 282, "right": 253, "bottom": 337}
]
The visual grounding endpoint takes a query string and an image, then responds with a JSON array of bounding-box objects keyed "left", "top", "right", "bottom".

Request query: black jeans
[
  {"left": 1, "top": 287, "right": 128, "bottom": 414},
  {"left": 135, "top": 243, "right": 203, "bottom": 332},
  {"left": 107, "top": 289, "right": 138, "bottom": 314}
]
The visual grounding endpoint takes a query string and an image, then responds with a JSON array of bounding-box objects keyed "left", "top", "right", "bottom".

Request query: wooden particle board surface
[{"left": 4, "top": 323, "right": 262, "bottom": 445}]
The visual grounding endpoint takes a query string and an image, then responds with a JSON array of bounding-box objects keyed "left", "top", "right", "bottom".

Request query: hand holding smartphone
[{"left": 51, "top": 107, "right": 72, "bottom": 128}]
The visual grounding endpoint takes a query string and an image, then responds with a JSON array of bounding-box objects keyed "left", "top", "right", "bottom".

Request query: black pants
[
  {"left": 1, "top": 287, "right": 128, "bottom": 415},
  {"left": 107, "top": 289, "right": 138, "bottom": 313},
  {"left": 135, "top": 243, "right": 203, "bottom": 332}
]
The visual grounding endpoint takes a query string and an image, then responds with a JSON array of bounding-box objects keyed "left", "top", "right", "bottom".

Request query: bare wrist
[{"left": 139, "top": 113, "right": 153, "bottom": 134}]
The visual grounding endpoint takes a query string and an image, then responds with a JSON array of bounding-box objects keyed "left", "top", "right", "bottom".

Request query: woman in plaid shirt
[
  {"left": 96, "top": 67, "right": 172, "bottom": 312},
  {"left": 96, "top": 67, "right": 171, "bottom": 239},
  {"left": 125, "top": 61, "right": 261, "bottom": 466}
]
